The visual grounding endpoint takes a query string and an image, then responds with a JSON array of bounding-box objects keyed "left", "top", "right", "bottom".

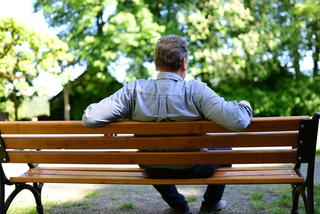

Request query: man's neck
[{"left": 159, "top": 70, "right": 184, "bottom": 79}]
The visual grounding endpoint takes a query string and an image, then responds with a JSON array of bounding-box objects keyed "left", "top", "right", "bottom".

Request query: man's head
[{"left": 155, "top": 35, "right": 188, "bottom": 75}]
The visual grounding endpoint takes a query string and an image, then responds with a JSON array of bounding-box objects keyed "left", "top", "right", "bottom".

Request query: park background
[
  {"left": 1, "top": 0, "right": 320, "bottom": 121},
  {"left": 0, "top": 1, "right": 320, "bottom": 213}
]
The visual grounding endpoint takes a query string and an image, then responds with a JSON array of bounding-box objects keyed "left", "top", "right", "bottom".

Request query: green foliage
[
  {"left": 33, "top": 0, "right": 320, "bottom": 118},
  {"left": 11, "top": 96, "right": 49, "bottom": 121},
  {"left": 213, "top": 76, "right": 320, "bottom": 116},
  {"left": 0, "top": 18, "right": 72, "bottom": 120},
  {"left": 50, "top": 68, "right": 122, "bottom": 120},
  {"left": 34, "top": 0, "right": 164, "bottom": 80}
]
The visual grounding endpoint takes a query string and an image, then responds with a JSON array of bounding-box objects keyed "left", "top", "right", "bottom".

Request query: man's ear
[{"left": 181, "top": 58, "right": 188, "bottom": 71}]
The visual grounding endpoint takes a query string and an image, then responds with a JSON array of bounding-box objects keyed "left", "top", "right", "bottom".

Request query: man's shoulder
[
  {"left": 125, "top": 78, "right": 156, "bottom": 90},
  {"left": 185, "top": 79, "right": 208, "bottom": 92},
  {"left": 185, "top": 79, "right": 207, "bottom": 86}
]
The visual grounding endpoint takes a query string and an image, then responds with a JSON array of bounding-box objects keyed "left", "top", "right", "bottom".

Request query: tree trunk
[
  {"left": 293, "top": 43, "right": 301, "bottom": 79},
  {"left": 63, "top": 83, "right": 70, "bottom": 121},
  {"left": 13, "top": 89, "right": 19, "bottom": 121},
  {"left": 312, "top": 22, "right": 319, "bottom": 77},
  {"left": 313, "top": 43, "right": 319, "bottom": 77}
]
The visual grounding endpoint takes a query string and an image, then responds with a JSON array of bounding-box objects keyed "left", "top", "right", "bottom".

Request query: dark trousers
[{"left": 143, "top": 148, "right": 231, "bottom": 209}]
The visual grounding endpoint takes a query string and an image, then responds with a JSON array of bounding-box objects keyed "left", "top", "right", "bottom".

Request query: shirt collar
[{"left": 156, "top": 72, "right": 183, "bottom": 82}]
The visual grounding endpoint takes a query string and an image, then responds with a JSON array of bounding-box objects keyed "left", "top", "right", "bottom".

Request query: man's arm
[
  {"left": 198, "top": 85, "right": 252, "bottom": 131},
  {"left": 82, "top": 85, "right": 133, "bottom": 127}
]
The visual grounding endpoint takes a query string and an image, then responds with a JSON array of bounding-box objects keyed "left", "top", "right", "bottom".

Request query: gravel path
[
  {"left": 48, "top": 185, "right": 264, "bottom": 214},
  {"left": 46, "top": 183, "right": 310, "bottom": 214},
  {"left": 46, "top": 156, "right": 320, "bottom": 214}
]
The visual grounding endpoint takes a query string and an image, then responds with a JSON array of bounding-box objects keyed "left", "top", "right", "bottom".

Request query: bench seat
[{"left": 11, "top": 166, "right": 304, "bottom": 185}]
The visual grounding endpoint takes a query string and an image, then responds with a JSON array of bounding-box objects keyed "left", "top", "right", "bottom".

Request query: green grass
[
  {"left": 250, "top": 192, "right": 264, "bottom": 201},
  {"left": 316, "top": 149, "right": 320, "bottom": 156},
  {"left": 59, "top": 201, "right": 92, "bottom": 209},
  {"left": 251, "top": 201, "right": 266, "bottom": 211},
  {"left": 315, "top": 185, "right": 320, "bottom": 214},
  {"left": 269, "top": 207, "right": 289, "bottom": 214},
  {"left": 185, "top": 195, "right": 198, "bottom": 203},
  {"left": 7, "top": 199, "right": 93, "bottom": 214},
  {"left": 119, "top": 202, "right": 135, "bottom": 210},
  {"left": 249, "top": 185, "right": 320, "bottom": 214},
  {"left": 7, "top": 187, "right": 99, "bottom": 214},
  {"left": 248, "top": 191, "right": 267, "bottom": 211},
  {"left": 8, "top": 206, "right": 37, "bottom": 214},
  {"left": 268, "top": 188, "right": 298, "bottom": 213},
  {"left": 84, "top": 189, "right": 100, "bottom": 198}
]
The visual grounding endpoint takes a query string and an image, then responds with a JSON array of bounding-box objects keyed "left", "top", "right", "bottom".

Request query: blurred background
[{"left": 1, "top": 0, "right": 319, "bottom": 121}]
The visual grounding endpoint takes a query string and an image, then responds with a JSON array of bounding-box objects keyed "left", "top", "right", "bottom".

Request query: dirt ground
[{"left": 47, "top": 185, "right": 270, "bottom": 214}]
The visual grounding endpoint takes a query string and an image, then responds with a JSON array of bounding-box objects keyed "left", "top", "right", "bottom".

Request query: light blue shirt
[{"left": 83, "top": 72, "right": 252, "bottom": 131}]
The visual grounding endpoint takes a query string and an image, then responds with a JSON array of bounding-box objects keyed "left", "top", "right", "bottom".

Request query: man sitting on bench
[{"left": 82, "top": 35, "right": 253, "bottom": 214}]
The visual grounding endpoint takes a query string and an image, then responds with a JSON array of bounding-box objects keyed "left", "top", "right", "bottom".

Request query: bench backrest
[{"left": 0, "top": 115, "right": 318, "bottom": 166}]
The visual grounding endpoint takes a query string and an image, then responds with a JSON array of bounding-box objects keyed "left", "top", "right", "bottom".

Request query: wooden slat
[
  {"left": 32, "top": 167, "right": 144, "bottom": 172},
  {"left": 7, "top": 150, "right": 297, "bottom": 164},
  {"left": 0, "top": 120, "right": 224, "bottom": 134},
  {"left": 216, "top": 166, "right": 293, "bottom": 171},
  {"left": 28, "top": 168, "right": 294, "bottom": 177},
  {"left": 3, "top": 132, "right": 298, "bottom": 149},
  {"left": 0, "top": 116, "right": 309, "bottom": 134},
  {"left": 11, "top": 174, "right": 304, "bottom": 185},
  {"left": 10, "top": 166, "right": 304, "bottom": 184},
  {"left": 28, "top": 169, "right": 145, "bottom": 177},
  {"left": 246, "top": 116, "right": 308, "bottom": 132},
  {"left": 27, "top": 166, "right": 292, "bottom": 173},
  {"left": 28, "top": 166, "right": 293, "bottom": 172},
  {"left": 213, "top": 169, "right": 295, "bottom": 177}
]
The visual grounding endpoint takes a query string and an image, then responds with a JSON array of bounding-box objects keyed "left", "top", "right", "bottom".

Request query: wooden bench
[{"left": 0, "top": 114, "right": 319, "bottom": 214}]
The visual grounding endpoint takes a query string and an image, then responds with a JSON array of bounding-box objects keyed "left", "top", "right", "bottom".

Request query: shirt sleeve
[
  {"left": 82, "top": 84, "right": 133, "bottom": 127},
  {"left": 197, "top": 84, "right": 253, "bottom": 131}
]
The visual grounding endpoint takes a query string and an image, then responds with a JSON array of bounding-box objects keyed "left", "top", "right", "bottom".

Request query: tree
[
  {"left": 0, "top": 18, "right": 72, "bottom": 120},
  {"left": 293, "top": 0, "right": 320, "bottom": 77},
  {"left": 34, "top": 0, "right": 164, "bottom": 80},
  {"left": 34, "top": 0, "right": 320, "bottom": 117}
]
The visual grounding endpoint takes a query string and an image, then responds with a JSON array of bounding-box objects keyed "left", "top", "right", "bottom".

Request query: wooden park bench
[{"left": 0, "top": 114, "right": 319, "bottom": 214}]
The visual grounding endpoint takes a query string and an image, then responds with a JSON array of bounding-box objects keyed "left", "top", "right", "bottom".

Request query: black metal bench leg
[
  {"left": 292, "top": 184, "right": 314, "bottom": 214},
  {"left": 295, "top": 184, "right": 314, "bottom": 214},
  {"left": 4, "top": 183, "right": 44, "bottom": 214},
  {"left": 300, "top": 189, "right": 309, "bottom": 213},
  {"left": 33, "top": 183, "right": 44, "bottom": 214},
  {"left": 0, "top": 182, "right": 5, "bottom": 214},
  {"left": 306, "top": 183, "right": 314, "bottom": 214},
  {"left": 4, "top": 184, "right": 25, "bottom": 212},
  {"left": 291, "top": 185, "right": 300, "bottom": 214}
]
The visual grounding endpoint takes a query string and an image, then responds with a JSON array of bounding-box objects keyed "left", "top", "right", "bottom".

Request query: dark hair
[{"left": 155, "top": 35, "right": 188, "bottom": 71}]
